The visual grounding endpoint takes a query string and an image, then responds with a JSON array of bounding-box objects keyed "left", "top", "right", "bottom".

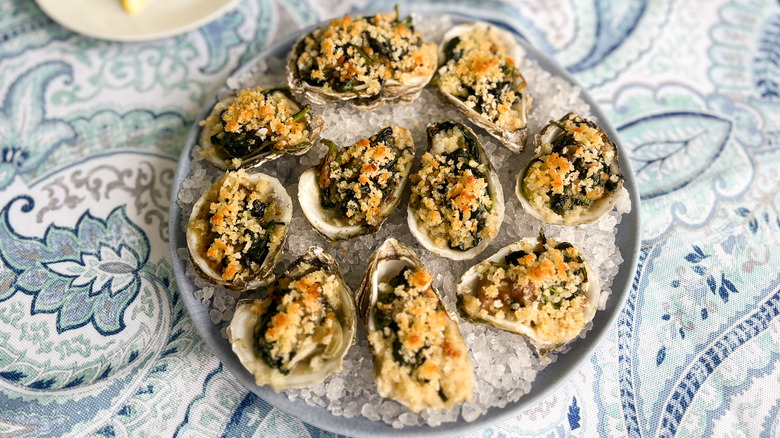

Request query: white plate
[{"left": 35, "top": 0, "right": 241, "bottom": 42}]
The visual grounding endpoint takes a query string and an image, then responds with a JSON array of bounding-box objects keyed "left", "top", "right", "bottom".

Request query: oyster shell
[
  {"left": 186, "top": 170, "right": 292, "bottom": 291},
  {"left": 457, "top": 232, "right": 600, "bottom": 358},
  {"left": 228, "top": 246, "right": 357, "bottom": 392},
  {"left": 517, "top": 113, "right": 624, "bottom": 225},
  {"left": 356, "top": 238, "right": 473, "bottom": 412},
  {"left": 298, "top": 126, "right": 415, "bottom": 241},
  {"left": 286, "top": 10, "right": 437, "bottom": 111},
  {"left": 199, "top": 86, "right": 325, "bottom": 170},
  {"left": 434, "top": 22, "right": 532, "bottom": 152},
  {"left": 408, "top": 120, "right": 504, "bottom": 260}
]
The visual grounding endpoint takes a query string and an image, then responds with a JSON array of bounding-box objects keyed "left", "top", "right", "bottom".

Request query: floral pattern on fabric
[{"left": 0, "top": 0, "right": 778, "bottom": 436}]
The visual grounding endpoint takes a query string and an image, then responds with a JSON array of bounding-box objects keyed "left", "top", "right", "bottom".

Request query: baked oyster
[
  {"left": 457, "top": 231, "right": 599, "bottom": 358},
  {"left": 200, "top": 86, "right": 325, "bottom": 170},
  {"left": 228, "top": 246, "right": 357, "bottom": 392},
  {"left": 517, "top": 113, "right": 623, "bottom": 225},
  {"left": 287, "top": 8, "right": 437, "bottom": 111},
  {"left": 434, "top": 22, "right": 531, "bottom": 152},
  {"left": 186, "top": 170, "right": 292, "bottom": 291},
  {"left": 356, "top": 238, "right": 473, "bottom": 412},
  {"left": 298, "top": 126, "right": 415, "bottom": 241},
  {"left": 408, "top": 121, "right": 504, "bottom": 260}
]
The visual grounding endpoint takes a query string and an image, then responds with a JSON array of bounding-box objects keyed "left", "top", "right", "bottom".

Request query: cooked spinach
[
  {"left": 443, "top": 36, "right": 461, "bottom": 62},
  {"left": 255, "top": 304, "right": 289, "bottom": 374},
  {"left": 505, "top": 250, "right": 528, "bottom": 265},
  {"left": 372, "top": 126, "right": 394, "bottom": 146},
  {"left": 250, "top": 200, "right": 268, "bottom": 221},
  {"left": 388, "top": 266, "right": 412, "bottom": 289}
]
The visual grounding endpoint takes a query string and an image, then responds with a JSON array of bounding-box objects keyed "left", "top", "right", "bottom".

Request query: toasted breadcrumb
[
  {"left": 295, "top": 12, "right": 436, "bottom": 98},
  {"left": 410, "top": 127, "right": 497, "bottom": 251},
  {"left": 253, "top": 265, "right": 342, "bottom": 372},
  {"left": 437, "top": 25, "right": 527, "bottom": 130},
  {"left": 368, "top": 266, "right": 472, "bottom": 412},
  {"left": 460, "top": 238, "right": 590, "bottom": 345}
]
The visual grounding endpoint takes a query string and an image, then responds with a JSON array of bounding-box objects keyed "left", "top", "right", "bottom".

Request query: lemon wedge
[{"left": 121, "top": 0, "right": 153, "bottom": 15}]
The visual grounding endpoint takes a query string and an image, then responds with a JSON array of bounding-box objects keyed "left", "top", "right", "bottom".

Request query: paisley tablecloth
[{"left": 1, "top": 0, "right": 779, "bottom": 436}]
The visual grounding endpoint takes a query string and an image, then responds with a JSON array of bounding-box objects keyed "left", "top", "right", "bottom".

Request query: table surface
[{"left": 1, "top": 0, "right": 779, "bottom": 437}]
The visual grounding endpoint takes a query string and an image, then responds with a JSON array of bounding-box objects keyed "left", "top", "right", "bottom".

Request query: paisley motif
[
  {"left": 0, "top": 0, "right": 73, "bottom": 62},
  {"left": 619, "top": 112, "right": 732, "bottom": 200},
  {"left": 0, "top": 62, "right": 77, "bottom": 190},
  {"left": 602, "top": 84, "right": 759, "bottom": 240},
  {"left": 0, "top": 199, "right": 147, "bottom": 335},
  {"left": 0, "top": 153, "right": 177, "bottom": 436}
]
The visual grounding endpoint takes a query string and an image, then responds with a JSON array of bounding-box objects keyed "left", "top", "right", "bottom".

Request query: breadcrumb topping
[
  {"left": 460, "top": 237, "right": 591, "bottom": 345},
  {"left": 522, "top": 115, "right": 622, "bottom": 220},
  {"left": 294, "top": 11, "right": 436, "bottom": 98},
  {"left": 318, "top": 126, "right": 414, "bottom": 227},
  {"left": 191, "top": 170, "right": 286, "bottom": 284},
  {"left": 410, "top": 125, "right": 498, "bottom": 251},
  {"left": 368, "top": 265, "right": 472, "bottom": 411},
  {"left": 437, "top": 25, "right": 527, "bottom": 131},
  {"left": 252, "top": 263, "right": 342, "bottom": 373},
  {"left": 201, "top": 87, "right": 313, "bottom": 160}
]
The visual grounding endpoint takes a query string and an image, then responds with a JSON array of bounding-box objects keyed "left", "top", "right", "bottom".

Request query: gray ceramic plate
[{"left": 169, "top": 9, "right": 641, "bottom": 437}]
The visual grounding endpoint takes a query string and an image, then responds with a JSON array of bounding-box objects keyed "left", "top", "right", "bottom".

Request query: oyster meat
[
  {"left": 298, "top": 126, "right": 415, "bottom": 241},
  {"left": 200, "top": 86, "right": 325, "bottom": 170},
  {"left": 517, "top": 113, "right": 624, "bottom": 225},
  {"left": 435, "top": 22, "right": 532, "bottom": 152},
  {"left": 457, "top": 231, "right": 600, "bottom": 358},
  {"left": 408, "top": 120, "right": 504, "bottom": 260},
  {"left": 186, "top": 169, "right": 292, "bottom": 291},
  {"left": 356, "top": 238, "right": 473, "bottom": 412},
  {"left": 287, "top": 9, "right": 437, "bottom": 111},
  {"left": 228, "top": 246, "right": 357, "bottom": 392}
]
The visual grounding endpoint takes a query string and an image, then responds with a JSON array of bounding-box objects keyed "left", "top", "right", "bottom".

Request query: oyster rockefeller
[
  {"left": 457, "top": 232, "right": 599, "bottom": 358},
  {"left": 408, "top": 121, "right": 504, "bottom": 260},
  {"left": 287, "top": 9, "right": 437, "bottom": 110},
  {"left": 228, "top": 247, "right": 356, "bottom": 392},
  {"left": 357, "top": 239, "right": 473, "bottom": 412},
  {"left": 299, "top": 126, "right": 415, "bottom": 241},
  {"left": 200, "top": 87, "right": 325, "bottom": 170},
  {"left": 186, "top": 170, "right": 292, "bottom": 291},
  {"left": 518, "top": 113, "right": 623, "bottom": 225},
  {"left": 435, "top": 23, "right": 531, "bottom": 152}
]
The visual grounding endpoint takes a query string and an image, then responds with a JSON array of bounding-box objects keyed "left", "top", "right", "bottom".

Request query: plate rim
[
  {"left": 168, "top": 9, "right": 642, "bottom": 437},
  {"left": 34, "top": 0, "right": 242, "bottom": 42}
]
